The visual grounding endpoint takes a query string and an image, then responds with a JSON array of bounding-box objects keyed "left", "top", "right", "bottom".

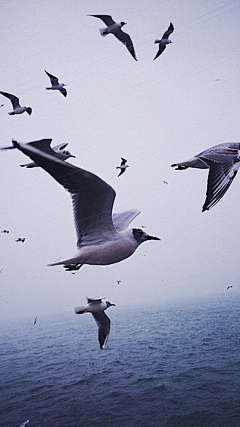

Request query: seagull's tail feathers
[
  {"left": 100, "top": 28, "right": 108, "bottom": 36},
  {"left": 20, "top": 163, "right": 36, "bottom": 168},
  {"left": 74, "top": 306, "right": 86, "bottom": 314}
]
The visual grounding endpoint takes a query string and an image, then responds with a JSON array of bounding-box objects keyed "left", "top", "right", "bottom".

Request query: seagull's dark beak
[
  {"left": 111, "top": 303, "right": 116, "bottom": 306},
  {"left": 147, "top": 235, "right": 161, "bottom": 241},
  {"left": 69, "top": 155, "right": 76, "bottom": 158}
]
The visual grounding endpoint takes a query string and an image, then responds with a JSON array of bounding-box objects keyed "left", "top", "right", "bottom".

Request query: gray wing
[
  {"left": 87, "top": 297, "right": 104, "bottom": 303},
  {"left": 162, "top": 22, "right": 174, "bottom": 39},
  {"left": 118, "top": 168, "right": 126, "bottom": 177},
  {"left": 201, "top": 157, "right": 240, "bottom": 212},
  {"left": 19, "top": 421, "right": 30, "bottom": 427},
  {"left": 44, "top": 70, "right": 59, "bottom": 86},
  {"left": 113, "top": 209, "right": 141, "bottom": 231},
  {"left": 121, "top": 158, "right": 127, "bottom": 165},
  {"left": 92, "top": 311, "right": 110, "bottom": 349},
  {"left": 114, "top": 29, "right": 137, "bottom": 60},
  {"left": 153, "top": 44, "right": 166, "bottom": 60},
  {"left": 88, "top": 14, "right": 115, "bottom": 26},
  {"left": 0, "top": 91, "right": 20, "bottom": 108},
  {"left": 13, "top": 140, "right": 117, "bottom": 245},
  {"left": 60, "top": 87, "right": 67, "bottom": 97}
]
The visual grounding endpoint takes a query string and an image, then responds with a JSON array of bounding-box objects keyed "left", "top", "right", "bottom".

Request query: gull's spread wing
[
  {"left": 113, "top": 209, "right": 140, "bottom": 231},
  {"left": 114, "top": 29, "right": 137, "bottom": 60},
  {"left": 198, "top": 143, "right": 240, "bottom": 211},
  {"left": 88, "top": 15, "right": 115, "bottom": 26},
  {"left": 0, "top": 91, "right": 20, "bottom": 109},
  {"left": 13, "top": 140, "right": 117, "bottom": 245},
  {"left": 44, "top": 70, "right": 59, "bottom": 86},
  {"left": 162, "top": 22, "right": 174, "bottom": 39},
  {"left": 92, "top": 311, "right": 110, "bottom": 349}
]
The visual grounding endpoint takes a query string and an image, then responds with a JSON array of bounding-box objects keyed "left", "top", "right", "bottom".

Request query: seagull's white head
[
  {"left": 132, "top": 228, "right": 160, "bottom": 246},
  {"left": 106, "top": 301, "right": 116, "bottom": 308}
]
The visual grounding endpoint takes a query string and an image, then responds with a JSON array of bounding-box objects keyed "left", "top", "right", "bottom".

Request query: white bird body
[
  {"left": 155, "top": 38, "right": 172, "bottom": 46},
  {"left": 4, "top": 139, "right": 160, "bottom": 270},
  {"left": 100, "top": 21, "right": 124, "bottom": 36},
  {"left": 49, "top": 228, "right": 138, "bottom": 267}
]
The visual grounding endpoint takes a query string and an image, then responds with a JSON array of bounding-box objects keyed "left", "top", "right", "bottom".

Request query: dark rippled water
[{"left": 1, "top": 294, "right": 240, "bottom": 427}]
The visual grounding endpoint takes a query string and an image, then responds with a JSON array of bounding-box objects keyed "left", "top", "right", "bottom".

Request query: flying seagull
[
  {"left": 33, "top": 316, "right": 37, "bottom": 325},
  {"left": 88, "top": 15, "right": 137, "bottom": 61},
  {"left": 227, "top": 286, "right": 233, "bottom": 290},
  {"left": 20, "top": 142, "right": 75, "bottom": 168},
  {"left": 15, "top": 238, "right": 25, "bottom": 243},
  {"left": 171, "top": 142, "right": 240, "bottom": 212},
  {"left": 153, "top": 22, "right": 174, "bottom": 60},
  {"left": 1, "top": 230, "right": 10, "bottom": 233},
  {"left": 18, "top": 421, "right": 30, "bottom": 427},
  {"left": 74, "top": 297, "right": 115, "bottom": 349},
  {"left": 163, "top": 180, "right": 168, "bottom": 185},
  {"left": 3, "top": 139, "right": 160, "bottom": 270},
  {"left": 116, "top": 157, "right": 129, "bottom": 177},
  {"left": 44, "top": 70, "right": 67, "bottom": 97},
  {"left": 0, "top": 104, "right": 3, "bottom": 107},
  {"left": 0, "top": 91, "right": 32, "bottom": 115}
]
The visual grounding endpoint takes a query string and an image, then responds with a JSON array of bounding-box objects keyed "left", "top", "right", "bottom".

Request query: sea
[{"left": 1, "top": 293, "right": 240, "bottom": 427}]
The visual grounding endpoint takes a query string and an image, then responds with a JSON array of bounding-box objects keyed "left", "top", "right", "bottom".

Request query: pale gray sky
[{"left": 1, "top": 0, "right": 240, "bottom": 320}]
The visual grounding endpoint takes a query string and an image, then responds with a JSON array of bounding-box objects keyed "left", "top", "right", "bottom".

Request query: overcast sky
[{"left": 1, "top": 0, "right": 240, "bottom": 321}]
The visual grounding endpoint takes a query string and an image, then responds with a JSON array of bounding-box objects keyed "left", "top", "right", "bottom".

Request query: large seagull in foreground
[
  {"left": 88, "top": 14, "right": 137, "bottom": 61},
  {"left": 153, "top": 22, "right": 174, "bottom": 60},
  {"left": 2, "top": 139, "right": 160, "bottom": 270},
  {"left": 171, "top": 142, "right": 240, "bottom": 212},
  {"left": 75, "top": 297, "right": 115, "bottom": 349}
]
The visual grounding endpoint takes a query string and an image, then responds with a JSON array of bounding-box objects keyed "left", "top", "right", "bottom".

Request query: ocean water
[{"left": 1, "top": 294, "right": 240, "bottom": 427}]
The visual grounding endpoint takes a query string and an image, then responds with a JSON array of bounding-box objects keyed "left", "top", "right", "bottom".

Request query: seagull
[
  {"left": 18, "top": 421, "right": 30, "bottom": 427},
  {"left": 153, "top": 22, "right": 174, "bottom": 60},
  {"left": 116, "top": 157, "right": 129, "bottom": 177},
  {"left": 20, "top": 142, "right": 75, "bottom": 168},
  {"left": 15, "top": 238, "right": 25, "bottom": 243},
  {"left": 44, "top": 70, "right": 67, "bottom": 97},
  {"left": 1, "top": 230, "right": 10, "bottom": 233},
  {"left": 116, "top": 280, "right": 121, "bottom": 284},
  {"left": 33, "top": 316, "right": 37, "bottom": 325},
  {"left": 163, "top": 180, "right": 168, "bottom": 185},
  {"left": 74, "top": 297, "right": 115, "bottom": 349},
  {"left": 88, "top": 15, "right": 137, "bottom": 61},
  {"left": 171, "top": 142, "right": 240, "bottom": 212},
  {"left": 0, "top": 104, "right": 4, "bottom": 107},
  {"left": 227, "top": 286, "right": 233, "bottom": 290},
  {"left": 3, "top": 139, "right": 160, "bottom": 270},
  {"left": 0, "top": 91, "right": 32, "bottom": 115}
]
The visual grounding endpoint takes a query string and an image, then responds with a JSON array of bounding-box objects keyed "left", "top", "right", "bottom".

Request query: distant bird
[
  {"left": 15, "top": 238, "right": 25, "bottom": 243},
  {"left": 18, "top": 421, "right": 30, "bottom": 427},
  {"left": 3, "top": 139, "right": 160, "bottom": 270},
  {"left": 227, "top": 286, "right": 233, "bottom": 290},
  {"left": 163, "top": 180, "right": 168, "bottom": 185},
  {"left": 44, "top": 70, "right": 67, "bottom": 97},
  {"left": 116, "top": 157, "right": 129, "bottom": 177},
  {"left": 0, "top": 91, "right": 32, "bottom": 115},
  {"left": 74, "top": 297, "right": 115, "bottom": 349},
  {"left": 0, "top": 104, "right": 3, "bottom": 107},
  {"left": 153, "top": 22, "right": 174, "bottom": 60},
  {"left": 88, "top": 15, "right": 137, "bottom": 61},
  {"left": 1, "top": 230, "right": 9, "bottom": 233},
  {"left": 171, "top": 142, "right": 240, "bottom": 212},
  {"left": 33, "top": 316, "right": 37, "bottom": 325},
  {"left": 116, "top": 280, "right": 121, "bottom": 284},
  {"left": 20, "top": 142, "right": 75, "bottom": 168}
]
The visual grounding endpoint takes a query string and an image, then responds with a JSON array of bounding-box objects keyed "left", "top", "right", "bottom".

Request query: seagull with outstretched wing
[
  {"left": 88, "top": 15, "right": 137, "bottom": 61},
  {"left": 45, "top": 70, "right": 67, "bottom": 97},
  {"left": 0, "top": 91, "right": 32, "bottom": 115},
  {"left": 171, "top": 142, "right": 240, "bottom": 212},
  {"left": 74, "top": 297, "right": 115, "bottom": 349},
  {"left": 153, "top": 22, "right": 174, "bottom": 60},
  {"left": 116, "top": 157, "right": 129, "bottom": 177}
]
